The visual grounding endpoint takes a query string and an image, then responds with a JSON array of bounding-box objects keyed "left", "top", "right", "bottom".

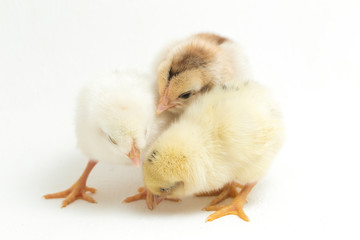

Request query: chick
[
  {"left": 156, "top": 33, "right": 252, "bottom": 115},
  {"left": 44, "top": 70, "right": 164, "bottom": 207},
  {"left": 143, "top": 80, "right": 284, "bottom": 221}
]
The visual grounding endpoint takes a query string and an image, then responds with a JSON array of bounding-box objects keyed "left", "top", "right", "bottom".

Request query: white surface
[{"left": 1, "top": 0, "right": 359, "bottom": 239}]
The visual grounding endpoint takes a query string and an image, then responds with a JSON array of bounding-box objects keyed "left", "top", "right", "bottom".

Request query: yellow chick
[
  {"left": 143, "top": 80, "right": 284, "bottom": 222},
  {"left": 156, "top": 33, "right": 252, "bottom": 115}
]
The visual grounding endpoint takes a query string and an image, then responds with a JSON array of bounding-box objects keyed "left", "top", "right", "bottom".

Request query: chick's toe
[
  {"left": 206, "top": 182, "right": 256, "bottom": 222},
  {"left": 123, "top": 187, "right": 180, "bottom": 210},
  {"left": 43, "top": 160, "right": 97, "bottom": 207}
]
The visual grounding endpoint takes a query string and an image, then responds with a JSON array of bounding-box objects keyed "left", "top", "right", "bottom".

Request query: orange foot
[
  {"left": 123, "top": 187, "right": 180, "bottom": 210},
  {"left": 43, "top": 160, "right": 98, "bottom": 208},
  {"left": 205, "top": 182, "right": 257, "bottom": 222}
]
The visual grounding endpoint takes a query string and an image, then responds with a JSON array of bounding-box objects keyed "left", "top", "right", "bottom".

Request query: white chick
[
  {"left": 143, "top": 80, "right": 284, "bottom": 221},
  {"left": 156, "top": 33, "right": 253, "bottom": 115},
  {"left": 44, "top": 70, "right": 164, "bottom": 207}
]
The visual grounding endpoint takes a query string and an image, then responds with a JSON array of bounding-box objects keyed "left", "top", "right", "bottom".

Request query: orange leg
[
  {"left": 201, "top": 181, "right": 244, "bottom": 209},
  {"left": 123, "top": 187, "right": 180, "bottom": 210},
  {"left": 43, "top": 160, "right": 98, "bottom": 207},
  {"left": 205, "top": 182, "right": 257, "bottom": 222}
]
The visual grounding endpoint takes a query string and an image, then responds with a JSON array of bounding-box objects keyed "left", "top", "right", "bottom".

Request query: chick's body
[
  {"left": 156, "top": 33, "right": 253, "bottom": 115},
  {"left": 144, "top": 81, "right": 284, "bottom": 220}
]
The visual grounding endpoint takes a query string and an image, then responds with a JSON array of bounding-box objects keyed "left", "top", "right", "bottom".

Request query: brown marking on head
[
  {"left": 195, "top": 33, "right": 228, "bottom": 45},
  {"left": 169, "top": 42, "right": 217, "bottom": 81},
  {"left": 156, "top": 34, "right": 226, "bottom": 114}
]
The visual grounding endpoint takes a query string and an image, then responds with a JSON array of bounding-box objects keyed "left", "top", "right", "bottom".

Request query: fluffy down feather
[
  {"left": 156, "top": 33, "right": 253, "bottom": 115},
  {"left": 143, "top": 80, "right": 284, "bottom": 197},
  {"left": 76, "top": 70, "right": 169, "bottom": 165}
]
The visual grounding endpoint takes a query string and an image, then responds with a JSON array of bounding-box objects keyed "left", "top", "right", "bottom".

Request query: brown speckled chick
[{"left": 156, "top": 33, "right": 253, "bottom": 115}]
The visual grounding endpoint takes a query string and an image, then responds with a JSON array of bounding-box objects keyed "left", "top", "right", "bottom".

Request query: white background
[{"left": 1, "top": 0, "right": 360, "bottom": 239}]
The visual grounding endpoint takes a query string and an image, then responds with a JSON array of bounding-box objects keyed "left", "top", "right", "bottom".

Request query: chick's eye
[
  {"left": 108, "top": 136, "right": 117, "bottom": 145},
  {"left": 178, "top": 91, "right": 192, "bottom": 99}
]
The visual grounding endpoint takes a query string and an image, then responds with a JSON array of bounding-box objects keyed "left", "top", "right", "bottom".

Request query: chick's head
[
  {"left": 96, "top": 108, "right": 149, "bottom": 167},
  {"left": 86, "top": 75, "right": 155, "bottom": 167},
  {"left": 156, "top": 41, "right": 219, "bottom": 115},
  {"left": 143, "top": 124, "right": 205, "bottom": 197}
]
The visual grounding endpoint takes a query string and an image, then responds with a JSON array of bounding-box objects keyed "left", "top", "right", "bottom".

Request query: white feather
[{"left": 76, "top": 70, "right": 171, "bottom": 165}]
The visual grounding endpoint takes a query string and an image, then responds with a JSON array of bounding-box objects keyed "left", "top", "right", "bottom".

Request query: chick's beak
[
  {"left": 156, "top": 98, "right": 176, "bottom": 114},
  {"left": 156, "top": 87, "right": 176, "bottom": 114},
  {"left": 127, "top": 142, "right": 140, "bottom": 168}
]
